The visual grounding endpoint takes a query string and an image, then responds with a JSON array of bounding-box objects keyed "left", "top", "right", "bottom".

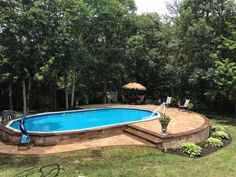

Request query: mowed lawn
[{"left": 0, "top": 117, "right": 235, "bottom": 177}]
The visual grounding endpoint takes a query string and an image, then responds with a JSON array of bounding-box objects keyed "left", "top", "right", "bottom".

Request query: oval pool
[{"left": 7, "top": 108, "right": 159, "bottom": 133}]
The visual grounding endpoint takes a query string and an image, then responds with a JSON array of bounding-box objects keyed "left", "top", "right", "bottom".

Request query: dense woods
[{"left": 0, "top": 0, "right": 236, "bottom": 116}]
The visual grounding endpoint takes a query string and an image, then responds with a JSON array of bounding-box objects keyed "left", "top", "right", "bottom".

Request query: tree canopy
[{"left": 1, "top": 0, "right": 236, "bottom": 116}]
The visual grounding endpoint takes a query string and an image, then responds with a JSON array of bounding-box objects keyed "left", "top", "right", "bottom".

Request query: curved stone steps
[{"left": 124, "top": 126, "right": 162, "bottom": 145}]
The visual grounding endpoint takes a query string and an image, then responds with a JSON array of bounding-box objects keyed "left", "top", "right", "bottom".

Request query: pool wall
[
  {"left": 0, "top": 121, "right": 129, "bottom": 146},
  {"left": 0, "top": 108, "right": 158, "bottom": 146}
]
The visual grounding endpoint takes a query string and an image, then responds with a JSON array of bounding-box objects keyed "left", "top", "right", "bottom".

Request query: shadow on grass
[
  {"left": 0, "top": 155, "right": 66, "bottom": 176},
  {"left": 207, "top": 115, "right": 236, "bottom": 126},
  {"left": 216, "top": 120, "right": 236, "bottom": 126},
  {"left": 0, "top": 154, "right": 40, "bottom": 169}
]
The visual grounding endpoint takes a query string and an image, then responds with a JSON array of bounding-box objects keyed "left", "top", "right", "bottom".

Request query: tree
[
  {"left": 173, "top": 0, "right": 236, "bottom": 103},
  {"left": 0, "top": 0, "right": 51, "bottom": 113},
  {"left": 1, "top": 0, "right": 236, "bottom": 117},
  {"left": 125, "top": 13, "right": 176, "bottom": 96},
  {"left": 205, "top": 59, "right": 236, "bottom": 115},
  {"left": 204, "top": 25, "right": 236, "bottom": 115},
  {"left": 0, "top": 56, "right": 18, "bottom": 110},
  {"left": 80, "top": 0, "right": 137, "bottom": 101}
]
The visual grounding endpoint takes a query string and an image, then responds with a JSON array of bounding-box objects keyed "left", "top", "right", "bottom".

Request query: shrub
[
  {"left": 15, "top": 112, "right": 22, "bottom": 118},
  {"left": 205, "top": 137, "right": 223, "bottom": 147},
  {"left": 180, "top": 143, "right": 202, "bottom": 157},
  {"left": 212, "top": 131, "right": 230, "bottom": 139},
  {"left": 211, "top": 125, "right": 225, "bottom": 132},
  {"left": 191, "top": 102, "right": 209, "bottom": 113},
  {"left": 188, "top": 103, "right": 194, "bottom": 110}
]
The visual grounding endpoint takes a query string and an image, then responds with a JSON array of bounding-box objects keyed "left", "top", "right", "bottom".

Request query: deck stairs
[{"left": 124, "top": 125, "right": 162, "bottom": 147}]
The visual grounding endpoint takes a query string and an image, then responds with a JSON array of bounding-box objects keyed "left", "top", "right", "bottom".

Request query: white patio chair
[
  {"left": 163, "top": 96, "right": 172, "bottom": 106},
  {"left": 178, "top": 99, "right": 190, "bottom": 111},
  {"left": 137, "top": 95, "right": 145, "bottom": 104}
]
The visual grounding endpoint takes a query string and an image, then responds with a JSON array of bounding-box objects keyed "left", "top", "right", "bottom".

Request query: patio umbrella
[{"left": 122, "top": 82, "right": 146, "bottom": 91}]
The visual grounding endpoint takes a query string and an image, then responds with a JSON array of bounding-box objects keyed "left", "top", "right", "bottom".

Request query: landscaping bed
[
  {"left": 168, "top": 125, "right": 232, "bottom": 158},
  {"left": 168, "top": 136, "right": 232, "bottom": 158}
]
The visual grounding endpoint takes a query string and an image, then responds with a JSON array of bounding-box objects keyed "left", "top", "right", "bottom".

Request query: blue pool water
[{"left": 9, "top": 108, "right": 158, "bottom": 133}]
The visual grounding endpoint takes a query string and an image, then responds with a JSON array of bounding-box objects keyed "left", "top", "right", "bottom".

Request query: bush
[
  {"left": 191, "top": 102, "right": 209, "bottom": 113},
  {"left": 211, "top": 125, "right": 225, "bottom": 132},
  {"left": 188, "top": 103, "right": 194, "bottom": 110},
  {"left": 205, "top": 137, "right": 223, "bottom": 147},
  {"left": 212, "top": 131, "right": 230, "bottom": 139},
  {"left": 15, "top": 111, "right": 23, "bottom": 118},
  {"left": 180, "top": 143, "right": 202, "bottom": 157}
]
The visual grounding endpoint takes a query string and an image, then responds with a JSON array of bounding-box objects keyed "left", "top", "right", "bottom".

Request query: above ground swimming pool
[{"left": 7, "top": 108, "right": 159, "bottom": 133}]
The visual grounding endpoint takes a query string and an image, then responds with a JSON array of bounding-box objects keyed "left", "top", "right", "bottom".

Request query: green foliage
[
  {"left": 212, "top": 131, "right": 230, "bottom": 140},
  {"left": 205, "top": 59, "right": 236, "bottom": 100},
  {"left": 204, "top": 58, "right": 236, "bottom": 115},
  {"left": 177, "top": 0, "right": 236, "bottom": 115},
  {"left": 188, "top": 103, "right": 193, "bottom": 110},
  {"left": 180, "top": 143, "right": 202, "bottom": 157},
  {"left": 1, "top": 0, "right": 236, "bottom": 115},
  {"left": 159, "top": 114, "right": 171, "bottom": 124},
  {"left": 191, "top": 102, "right": 209, "bottom": 113},
  {"left": 205, "top": 137, "right": 224, "bottom": 147},
  {"left": 212, "top": 125, "right": 225, "bottom": 132},
  {"left": 124, "top": 13, "right": 169, "bottom": 89},
  {"left": 14, "top": 112, "right": 23, "bottom": 118}
]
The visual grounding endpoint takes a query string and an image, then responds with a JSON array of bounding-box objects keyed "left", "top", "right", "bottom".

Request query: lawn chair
[
  {"left": 121, "top": 95, "right": 128, "bottom": 103},
  {"left": 178, "top": 99, "right": 190, "bottom": 111},
  {"left": 137, "top": 95, "right": 145, "bottom": 104},
  {"left": 163, "top": 97, "right": 172, "bottom": 106}
]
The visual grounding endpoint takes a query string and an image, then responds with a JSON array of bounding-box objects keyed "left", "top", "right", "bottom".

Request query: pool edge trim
[{"left": 5, "top": 107, "right": 160, "bottom": 135}]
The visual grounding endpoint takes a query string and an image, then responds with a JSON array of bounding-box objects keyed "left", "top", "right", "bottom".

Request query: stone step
[
  {"left": 124, "top": 127, "right": 162, "bottom": 144},
  {"left": 128, "top": 124, "right": 163, "bottom": 138}
]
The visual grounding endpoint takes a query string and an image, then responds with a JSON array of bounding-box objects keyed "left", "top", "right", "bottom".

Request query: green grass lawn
[{"left": 0, "top": 117, "right": 235, "bottom": 177}]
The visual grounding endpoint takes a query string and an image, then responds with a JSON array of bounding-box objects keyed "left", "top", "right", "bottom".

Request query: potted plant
[{"left": 159, "top": 113, "right": 171, "bottom": 134}]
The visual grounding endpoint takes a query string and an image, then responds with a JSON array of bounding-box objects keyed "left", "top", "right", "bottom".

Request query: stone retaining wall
[
  {"left": 162, "top": 125, "right": 210, "bottom": 149},
  {"left": 0, "top": 125, "right": 127, "bottom": 146}
]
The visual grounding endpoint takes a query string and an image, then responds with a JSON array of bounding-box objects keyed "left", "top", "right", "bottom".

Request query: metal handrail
[{"left": 150, "top": 103, "right": 166, "bottom": 118}]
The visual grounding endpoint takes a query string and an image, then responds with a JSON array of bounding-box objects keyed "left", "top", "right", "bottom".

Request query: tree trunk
[
  {"left": 22, "top": 80, "right": 27, "bottom": 114},
  {"left": 234, "top": 102, "right": 236, "bottom": 117},
  {"left": 53, "top": 81, "right": 57, "bottom": 110},
  {"left": 64, "top": 71, "right": 69, "bottom": 110},
  {"left": 51, "top": 73, "right": 58, "bottom": 110},
  {"left": 26, "top": 77, "right": 31, "bottom": 113},
  {"left": 8, "top": 83, "right": 13, "bottom": 110},
  {"left": 70, "top": 69, "right": 76, "bottom": 108},
  {"left": 103, "top": 81, "right": 107, "bottom": 103},
  {"left": 171, "top": 87, "right": 174, "bottom": 97}
]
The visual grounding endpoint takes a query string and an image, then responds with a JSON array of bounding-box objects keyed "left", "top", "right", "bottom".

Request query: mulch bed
[{"left": 167, "top": 133, "right": 232, "bottom": 158}]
